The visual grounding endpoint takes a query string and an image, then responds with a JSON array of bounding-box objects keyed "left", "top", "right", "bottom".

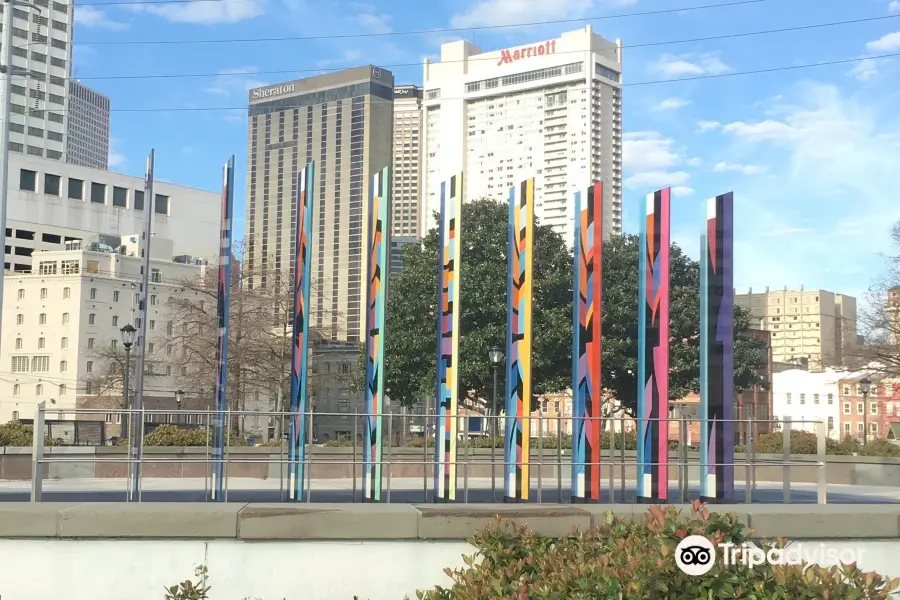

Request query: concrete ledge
[
  {"left": 238, "top": 504, "right": 420, "bottom": 540},
  {"left": 57, "top": 503, "right": 246, "bottom": 538},
  {"left": 0, "top": 503, "right": 897, "bottom": 540}
]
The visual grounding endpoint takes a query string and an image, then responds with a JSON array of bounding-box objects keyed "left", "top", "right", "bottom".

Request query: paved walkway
[{"left": 2, "top": 477, "right": 899, "bottom": 503}]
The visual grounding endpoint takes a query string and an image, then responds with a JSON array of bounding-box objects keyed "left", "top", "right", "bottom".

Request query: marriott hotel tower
[
  {"left": 245, "top": 67, "right": 394, "bottom": 342},
  {"left": 422, "top": 25, "right": 623, "bottom": 243}
]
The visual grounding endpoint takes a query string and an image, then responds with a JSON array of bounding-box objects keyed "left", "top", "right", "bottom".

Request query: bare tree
[{"left": 845, "top": 222, "right": 900, "bottom": 376}]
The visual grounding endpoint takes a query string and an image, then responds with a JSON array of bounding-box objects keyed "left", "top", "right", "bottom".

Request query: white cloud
[
  {"left": 713, "top": 162, "right": 766, "bottom": 175},
  {"left": 316, "top": 50, "right": 364, "bottom": 68},
  {"left": 716, "top": 83, "right": 900, "bottom": 291},
  {"left": 202, "top": 67, "right": 268, "bottom": 98},
  {"left": 129, "top": 0, "right": 263, "bottom": 24},
  {"left": 867, "top": 31, "right": 900, "bottom": 53},
  {"left": 654, "top": 97, "right": 690, "bottom": 111},
  {"left": 672, "top": 186, "right": 695, "bottom": 197},
  {"left": 697, "top": 121, "right": 720, "bottom": 132},
  {"left": 108, "top": 139, "right": 126, "bottom": 169},
  {"left": 623, "top": 131, "right": 698, "bottom": 192},
  {"left": 848, "top": 59, "right": 879, "bottom": 81},
  {"left": 74, "top": 6, "right": 128, "bottom": 29},
  {"left": 351, "top": 3, "right": 392, "bottom": 33},
  {"left": 653, "top": 53, "right": 731, "bottom": 78},
  {"left": 450, "top": 0, "right": 632, "bottom": 29},
  {"left": 890, "top": 1, "right": 899, "bottom": 13}
]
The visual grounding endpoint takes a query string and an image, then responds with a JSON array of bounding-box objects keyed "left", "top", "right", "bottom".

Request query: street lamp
[
  {"left": 487, "top": 346, "right": 504, "bottom": 501},
  {"left": 860, "top": 376, "right": 871, "bottom": 447},
  {"left": 120, "top": 324, "right": 136, "bottom": 439},
  {"left": 175, "top": 389, "right": 184, "bottom": 425}
]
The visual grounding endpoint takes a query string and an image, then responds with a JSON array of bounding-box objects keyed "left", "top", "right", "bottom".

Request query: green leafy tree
[{"left": 355, "top": 199, "right": 766, "bottom": 413}]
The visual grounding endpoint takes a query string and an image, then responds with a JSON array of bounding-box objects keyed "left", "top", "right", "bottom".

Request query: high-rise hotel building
[
  {"left": 392, "top": 85, "right": 422, "bottom": 238},
  {"left": 245, "top": 67, "right": 394, "bottom": 342},
  {"left": 422, "top": 25, "right": 623, "bottom": 243},
  {"left": 66, "top": 80, "right": 111, "bottom": 170}
]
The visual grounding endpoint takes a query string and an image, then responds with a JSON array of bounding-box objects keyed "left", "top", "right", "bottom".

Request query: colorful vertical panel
[
  {"left": 636, "top": 188, "right": 671, "bottom": 503},
  {"left": 504, "top": 178, "right": 535, "bottom": 503},
  {"left": 210, "top": 156, "right": 235, "bottom": 502},
  {"left": 434, "top": 173, "right": 463, "bottom": 502},
  {"left": 288, "top": 161, "right": 315, "bottom": 501},
  {"left": 571, "top": 182, "right": 603, "bottom": 503},
  {"left": 700, "top": 192, "right": 735, "bottom": 501},
  {"left": 363, "top": 166, "right": 390, "bottom": 502}
]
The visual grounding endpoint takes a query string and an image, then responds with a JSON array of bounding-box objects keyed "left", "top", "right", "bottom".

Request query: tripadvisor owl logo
[{"left": 675, "top": 535, "right": 717, "bottom": 576}]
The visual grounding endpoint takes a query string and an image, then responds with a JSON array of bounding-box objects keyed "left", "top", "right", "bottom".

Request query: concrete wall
[
  {"left": 3, "top": 446, "right": 900, "bottom": 487},
  {"left": 0, "top": 504, "right": 899, "bottom": 600}
]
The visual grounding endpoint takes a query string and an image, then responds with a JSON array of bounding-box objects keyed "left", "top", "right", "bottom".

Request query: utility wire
[
  {"left": 39, "top": 14, "right": 899, "bottom": 83},
  {"left": 23, "top": 51, "right": 899, "bottom": 115},
  {"left": 76, "top": 0, "right": 769, "bottom": 36}
]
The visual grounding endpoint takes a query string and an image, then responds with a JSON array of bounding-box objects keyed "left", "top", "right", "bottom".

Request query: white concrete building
[
  {"left": 0, "top": 242, "right": 203, "bottom": 428},
  {"left": 5, "top": 154, "right": 221, "bottom": 273},
  {"left": 66, "top": 80, "right": 110, "bottom": 170},
  {"left": 4, "top": 0, "right": 74, "bottom": 161},
  {"left": 422, "top": 25, "right": 623, "bottom": 243},
  {"left": 772, "top": 368, "right": 845, "bottom": 438}
]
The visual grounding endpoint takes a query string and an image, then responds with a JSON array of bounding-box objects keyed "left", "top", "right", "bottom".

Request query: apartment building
[
  {"left": 837, "top": 373, "right": 900, "bottom": 441},
  {"left": 245, "top": 66, "right": 394, "bottom": 343},
  {"left": 66, "top": 80, "right": 111, "bottom": 170},
  {"left": 5, "top": 154, "right": 221, "bottom": 273},
  {"left": 392, "top": 85, "right": 422, "bottom": 238},
  {"left": 0, "top": 241, "right": 206, "bottom": 433},
  {"left": 735, "top": 287, "right": 858, "bottom": 368},
  {"left": 389, "top": 236, "right": 418, "bottom": 277}
]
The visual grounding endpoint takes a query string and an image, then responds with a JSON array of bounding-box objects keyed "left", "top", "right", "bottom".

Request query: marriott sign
[{"left": 497, "top": 40, "right": 557, "bottom": 66}]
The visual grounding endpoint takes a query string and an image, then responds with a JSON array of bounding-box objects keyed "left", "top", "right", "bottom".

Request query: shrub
[
  {"left": 118, "top": 425, "right": 251, "bottom": 447},
  {"left": 165, "top": 565, "right": 210, "bottom": 600},
  {"left": 0, "top": 420, "right": 57, "bottom": 447},
  {"left": 858, "top": 437, "right": 900, "bottom": 458},
  {"left": 415, "top": 502, "right": 900, "bottom": 599}
]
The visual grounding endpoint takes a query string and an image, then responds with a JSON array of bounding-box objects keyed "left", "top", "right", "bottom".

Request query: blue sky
[{"left": 75, "top": 0, "right": 900, "bottom": 301}]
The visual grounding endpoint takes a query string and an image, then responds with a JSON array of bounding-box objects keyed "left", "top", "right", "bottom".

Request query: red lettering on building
[{"left": 497, "top": 40, "right": 557, "bottom": 66}]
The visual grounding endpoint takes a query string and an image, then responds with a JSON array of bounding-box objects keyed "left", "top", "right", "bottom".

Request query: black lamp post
[
  {"left": 487, "top": 346, "right": 504, "bottom": 501},
  {"left": 175, "top": 389, "right": 184, "bottom": 425},
  {"left": 859, "top": 376, "right": 871, "bottom": 447},
  {"left": 120, "top": 324, "right": 136, "bottom": 439}
]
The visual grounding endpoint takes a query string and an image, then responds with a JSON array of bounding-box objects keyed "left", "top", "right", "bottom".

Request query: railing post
[
  {"left": 30, "top": 401, "right": 46, "bottom": 503},
  {"left": 817, "top": 420, "right": 827, "bottom": 505},
  {"left": 607, "top": 416, "right": 615, "bottom": 504},
  {"left": 782, "top": 417, "right": 791, "bottom": 503},
  {"left": 745, "top": 419, "right": 754, "bottom": 504},
  {"left": 678, "top": 418, "right": 688, "bottom": 504}
]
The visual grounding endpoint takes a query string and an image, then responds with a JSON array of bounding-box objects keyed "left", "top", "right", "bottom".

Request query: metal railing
[{"left": 23, "top": 403, "right": 836, "bottom": 505}]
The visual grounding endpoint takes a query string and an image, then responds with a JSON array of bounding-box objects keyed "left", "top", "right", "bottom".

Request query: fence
[{"left": 21, "top": 403, "right": 842, "bottom": 504}]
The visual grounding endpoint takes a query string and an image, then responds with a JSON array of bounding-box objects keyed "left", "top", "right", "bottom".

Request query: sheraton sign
[
  {"left": 251, "top": 84, "right": 296, "bottom": 100},
  {"left": 497, "top": 40, "right": 557, "bottom": 66}
]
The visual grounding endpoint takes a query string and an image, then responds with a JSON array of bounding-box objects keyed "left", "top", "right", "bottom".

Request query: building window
[
  {"left": 857, "top": 402, "right": 864, "bottom": 415},
  {"left": 844, "top": 422, "right": 851, "bottom": 434},
  {"left": 67, "top": 177, "right": 84, "bottom": 200},
  {"left": 871, "top": 423, "right": 878, "bottom": 435},
  {"left": 150, "top": 294, "right": 157, "bottom": 306},
  {"left": 38, "top": 337, "right": 45, "bottom": 349},
  {"left": 786, "top": 393, "right": 792, "bottom": 404},
  {"left": 113, "top": 291, "right": 120, "bottom": 302},
  {"left": 32, "top": 356, "right": 49, "bottom": 372},
  {"left": 827, "top": 416, "right": 833, "bottom": 430},
  {"left": 88, "top": 313, "right": 96, "bottom": 325},
  {"left": 60, "top": 360, "right": 67, "bottom": 372},
  {"left": 19, "top": 168, "right": 37, "bottom": 191},
  {"left": 871, "top": 403, "right": 878, "bottom": 415},
  {"left": 88, "top": 338, "right": 95, "bottom": 349},
  {"left": 63, "top": 287, "right": 71, "bottom": 299},
  {"left": 813, "top": 393, "right": 819, "bottom": 405},
  {"left": 16, "top": 314, "right": 24, "bottom": 325},
  {"left": 36, "top": 383, "right": 43, "bottom": 396},
  {"left": 799, "top": 393, "right": 806, "bottom": 405},
  {"left": 44, "top": 173, "right": 61, "bottom": 196},
  {"left": 154, "top": 194, "right": 169, "bottom": 215},
  {"left": 112, "top": 186, "right": 128, "bottom": 207},
  {"left": 148, "top": 342, "right": 155, "bottom": 354},
  {"left": 61, "top": 260, "right": 79, "bottom": 275},
  {"left": 827, "top": 393, "right": 833, "bottom": 404},
  {"left": 11, "top": 356, "right": 28, "bottom": 373},
  {"left": 149, "top": 319, "right": 156, "bottom": 330},
  {"left": 12, "top": 384, "right": 20, "bottom": 396},
  {"left": 61, "top": 336, "right": 68, "bottom": 349},
  {"left": 17, "top": 289, "right": 24, "bottom": 300},
  {"left": 39, "top": 313, "right": 46, "bottom": 325},
  {"left": 86, "top": 360, "right": 93, "bottom": 373},
  {"left": 62, "top": 312, "right": 69, "bottom": 324},
  {"left": 59, "top": 384, "right": 67, "bottom": 396},
  {"left": 40, "top": 288, "right": 48, "bottom": 300},
  {"left": 112, "top": 315, "right": 118, "bottom": 326},
  {"left": 843, "top": 402, "right": 850, "bottom": 414},
  {"left": 38, "top": 261, "right": 57, "bottom": 275},
  {"left": 85, "top": 382, "right": 93, "bottom": 395},
  {"left": 134, "top": 190, "right": 144, "bottom": 210},
  {"left": 90, "top": 287, "right": 97, "bottom": 300},
  {"left": 15, "top": 337, "right": 23, "bottom": 350},
  {"left": 843, "top": 385, "right": 851, "bottom": 395}
]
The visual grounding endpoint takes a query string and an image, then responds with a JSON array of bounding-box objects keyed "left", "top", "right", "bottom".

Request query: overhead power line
[
  {"left": 73, "top": 12, "right": 899, "bottom": 48},
  {"left": 28, "top": 51, "right": 899, "bottom": 115},
  {"left": 60, "top": 14, "right": 900, "bottom": 83}
]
